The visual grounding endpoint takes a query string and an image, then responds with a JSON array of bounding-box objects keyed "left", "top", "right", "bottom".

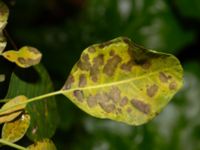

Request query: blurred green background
[{"left": 3, "top": 0, "right": 200, "bottom": 149}]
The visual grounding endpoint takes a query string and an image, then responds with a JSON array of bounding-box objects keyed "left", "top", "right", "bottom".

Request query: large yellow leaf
[
  {"left": 61, "top": 37, "right": 183, "bottom": 125},
  {"left": 27, "top": 139, "right": 57, "bottom": 150},
  {"left": 0, "top": 0, "right": 9, "bottom": 54},
  {"left": 2, "top": 46, "right": 42, "bottom": 68},
  {"left": 2, "top": 113, "right": 30, "bottom": 143},
  {"left": 0, "top": 95, "right": 27, "bottom": 123}
]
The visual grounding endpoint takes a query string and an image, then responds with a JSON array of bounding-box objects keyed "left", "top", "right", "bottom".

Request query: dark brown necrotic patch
[
  {"left": 120, "top": 97, "right": 128, "bottom": 107},
  {"left": 79, "top": 74, "right": 87, "bottom": 87},
  {"left": 98, "top": 40, "right": 115, "bottom": 49},
  {"left": 99, "top": 103, "right": 115, "bottom": 113},
  {"left": 103, "top": 55, "right": 122, "bottom": 76},
  {"left": 169, "top": 81, "right": 177, "bottom": 90},
  {"left": 87, "top": 95, "right": 97, "bottom": 108},
  {"left": 93, "top": 54, "right": 104, "bottom": 67},
  {"left": 131, "top": 99, "right": 150, "bottom": 114},
  {"left": 62, "top": 74, "right": 74, "bottom": 90},
  {"left": 159, "top": 72, "right": 171, "bottom": 83},
  {"left": 147, "top": 84, "right": 158, "bottom": 97},
  {"left": 73, "top": 90, "right": 84, "bottom": 102}
]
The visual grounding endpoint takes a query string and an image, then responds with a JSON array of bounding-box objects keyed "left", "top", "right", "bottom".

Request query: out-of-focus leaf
[
  {"left": 0, "top": 74, "right": 5, "bottom": 82},
  {"left": 2, "top": 113, "right": 30, "bottom": 143},
  {"left": 62, "top": 37, "right": 183, "bottom": 125},
  {"left": 6, "top": 64, "right": 58, "bottom": 141},
  {"left": 0, "top": 95, "right": 27, "bottom": 124},
  {"left": 2, "top": 46, "right": 42, "bottom": 68},
  {"left": 175, "top": 0, "right": 200, "bottom": 19},
  {"left": 27, "top": 139, "right": 57, "bottom": 150},
  {"left": 0, "top": 0, "right": 9, "bottom": 54}
]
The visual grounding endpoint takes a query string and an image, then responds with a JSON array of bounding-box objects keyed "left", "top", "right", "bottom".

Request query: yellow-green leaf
[
  {"left": 2, "top": 113, "right": 30, "bottom": 143},
  {"left": 27, "top": 139, "right": 57, "bottom": 150},
  {"left": 0, "top": 95, "right": 27, "bottom": 123},
  {"left": 61, "top": 37, "right": 183, "bottom": 125},
  {"left": 0, "top": 74, "right": 5, "bottom": 82},
  {"left": 2, "top": 46, "right": 42, "bottom": 68},
  {"left": 0, "top": 0, "right": 9, "bottom": 54}
]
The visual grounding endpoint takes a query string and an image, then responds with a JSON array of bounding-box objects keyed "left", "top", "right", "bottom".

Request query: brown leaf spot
[
  {"left": 123, "top": 37, "right": 132, "bottom": 45},
  {"left": 120, "top": 97, "right": 128, "bottom": 107},
  {"left": 169, "top": 81, "right": 177, "bottom": 90},
  {"left": 93, "top": 54, "right": 104, "bottom": 67},
  {"left": 62, "top": 75, "right": 74, "bottom": 90},
  {"left": 147, "top": 84, "right": 158, "bottom": 97},
  {"left": 142, "top": 60, "right": 151, "bottom": 69},
  {"left": 109, "top": 50, "right": 115, "bottom": 56},
  {"left": 88, "top": 46, "right": 96, "bottom": 53},
  {"left": 99, "top": 103, "right": 115, "bottom": 113},
  {"left": 79, "top": 74, "right": 87, "bottom": 87},
  {"left": 126, "top": 107, "right": 132, "bottom": 113},
  {"left": 120, "top": 60, "right": 134, "bottom": 71},
  {"left": 109, "top": 87, "right": 121, "bottom": 102},
  {"left": 131, "top": 99, "right": 150, "bottom": 114},
  {"left": 28, "top": 47, "right": 40, "bottom": 54},
  {"left": 103, "top": 55, "right": 122, "bottom": 76},
  {"left": 159, "top": 72, "right": 170, "bottom": 83},
  {"left": 73, "top": 90, "right": 84, "bottom": 102},
  {"left": 98, "top": 40, "right": 114, "bottom": 49},
  {"left": 77, "top": 53, "right": 91, "bottom": 71},
  {"left": 18, "top": 57, "right": 26, "bottom": 64},
  {"left": 87, "top": 95, "right": 97, "bottom": 108}
]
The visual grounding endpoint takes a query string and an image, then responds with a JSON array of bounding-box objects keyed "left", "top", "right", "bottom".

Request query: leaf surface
[
  {"left": 2, "top": 113, "right": 30, "bottom": 143},
  {"left": 2, "top": 46, "right": 42, "bottom": 68},
  {"left": 0, "top": 74, "right": 5, "bottom": 82},
  {"left": 27, "top": 139, "right": 57, "bottom": 150},
  {"left": 6, "top": 64, "right": 58, "bottom": 141},
  {"left": 0, "top": 0, "right": 9, "bottom": 54},
  {"left": 62, "top": 37, "right": 183, "bottom": 125},
  {"left": 0, "top": 95, "right": 27, "bottom": 124}
]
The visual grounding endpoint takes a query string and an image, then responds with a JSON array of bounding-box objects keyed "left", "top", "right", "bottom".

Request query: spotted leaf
[
  {"left": 2, "top": 113, "right": 30, "bottom": 143},
  {"left": 0, "top": 0, "right": 9, "bottom": 54},
  {"left": 27, "top": 139, "right": 57, "bottom": 150},
  {"left": 0, "top": 95, "right": 27, "bottom": 124},
  {"left": 2, "top": 46, "right": 42, "bottom": 68},
  {"left": 62, "top": 37, "right": 183, "bottom": 125}
]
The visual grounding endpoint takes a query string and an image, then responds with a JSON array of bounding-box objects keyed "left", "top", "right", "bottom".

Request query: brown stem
[{"left": 3, "top": 29, "right": 18, "bottom": 50}]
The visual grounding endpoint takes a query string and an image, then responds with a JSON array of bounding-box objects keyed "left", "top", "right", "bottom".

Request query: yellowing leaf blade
[
  {"left": 62, "top": 37, "right": 183, "bottom": 125},
  {"left": 2, "top": 113, "right": 30, "bottom": 143},
  {"left": 0, "top": 95, "right": 27, "bottom": 123},
  {"left": 27, "top": 139, "right": 57, "bottom": 150},
  {"left": 2, "top": 46, "right": 42, "bottom": 68}
]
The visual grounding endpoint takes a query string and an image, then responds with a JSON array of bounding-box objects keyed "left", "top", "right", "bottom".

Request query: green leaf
[
  {"left": 62, "top": 37, "right": 183, "bottom": 125},
  {"left": 2, "top": 46, "right": 42, "bottom": 68},
  {"left": 0, "top": 74, "right": 5, "bottom": 82},
  {"left": 6, "top": 64, "right": 58, "bottom": 141},
  {"left": 0, "top": 0, "right": 9, "bottom": 54},
  {"left": 2, "top": 113, "right": 30, "bottom": 143},
  {"left": 0, "top": 95, "right": 27, "bottom": 124},
  {"left": 27, "top": 139, "right": 57, "bottom": 150}
]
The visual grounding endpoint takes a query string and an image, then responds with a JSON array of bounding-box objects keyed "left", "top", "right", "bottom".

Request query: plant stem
[
  {"left": 0, "top": 90, "right": 63, "bottom": 114},
  {"left": 0, "top": 139, "right": 27, "bottom": 150}
]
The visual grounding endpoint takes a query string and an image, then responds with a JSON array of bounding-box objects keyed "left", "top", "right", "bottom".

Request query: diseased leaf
[
  {"left": 0, "top": 74, "right": 5, "bottom": 82},
  {"left": 2, "top": 113, "right": 30, "bottom": 143},
  {"left": 2, "top": 46, "right": 42, "bottom": 68},
  {"left": 27, "top": 139, "right": 57, "bottom": 150},
  {"left": 0, "top": 95, "right": 27, "bottom": 124},
  {"left": 62, "top": 37, "right": 183, "bottom": 125},
  {"left": 0, "top": 0, "right": 9, "bottom": 54},
  {"left": 6, "top": 64, "right": 58, "bottom": 141}
]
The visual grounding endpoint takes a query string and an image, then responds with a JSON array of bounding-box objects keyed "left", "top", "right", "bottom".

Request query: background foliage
[{"left": 0, "top": 0, "right": 200, "bottom": 149}]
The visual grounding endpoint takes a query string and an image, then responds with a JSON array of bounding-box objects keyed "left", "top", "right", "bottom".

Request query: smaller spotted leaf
[
  {"left": 0, "top": 0, "right": 9, "bottom": 53},
  {"left": 27, "top": 139, "right": 57, "bottom": 150},
  {"left": 0, "top": 74, "right": 5, "bottom": 82},
  {"left": 2, "top": 113, "right": 30, "bottom": 143},
  {"left": 0, "top": 95, "right": 27, "bottom": 124},
  {"left": 62, "top": 37, "right": 183, "bottom": 125},
  {"left": 2, "top": 46, "right": 42, "bottom": 68}
]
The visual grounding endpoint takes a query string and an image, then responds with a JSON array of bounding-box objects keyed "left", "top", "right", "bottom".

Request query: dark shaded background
[{"left": 3, "top": 0, "right": 200, "bottom": 149}]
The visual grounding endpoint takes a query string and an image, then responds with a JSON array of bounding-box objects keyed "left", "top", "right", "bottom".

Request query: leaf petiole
[{"left": 0, "top": 139, "right": 27, "bottom": 150}]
